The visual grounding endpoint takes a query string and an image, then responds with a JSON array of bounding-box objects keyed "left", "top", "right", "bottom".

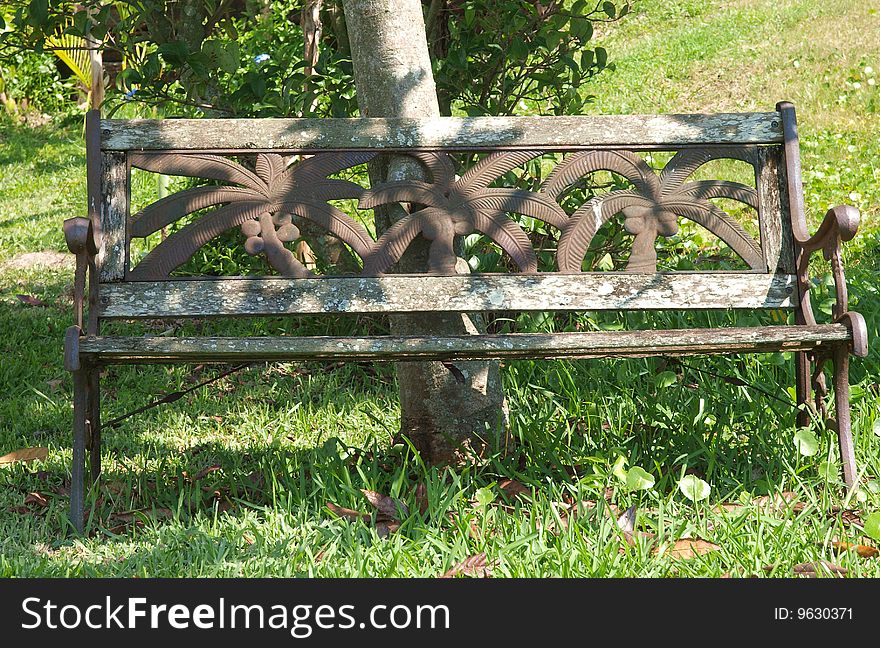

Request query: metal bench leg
[
  {"left": 88, "top": 368, "right": 101, "bottom": 484},
  {"left": 795, "top": 351, "right": 811, "bottom": 428},
  {"left": 70, "top": 368, "right": 88, "bottom": 534},
  {"left": 833, "top": 345, "right": 857, "bottom": 488}
]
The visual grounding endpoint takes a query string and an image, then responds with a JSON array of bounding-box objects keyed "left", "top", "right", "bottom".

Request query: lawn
[{"left": 0, "top": 0, "right": 878, "bottom": 577}]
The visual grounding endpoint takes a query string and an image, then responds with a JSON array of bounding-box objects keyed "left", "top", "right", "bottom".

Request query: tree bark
[{"left": 341, "top": 0, "right": 507, "bottom": 463}]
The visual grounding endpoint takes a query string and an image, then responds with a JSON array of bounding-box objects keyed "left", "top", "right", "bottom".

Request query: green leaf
[
  {"left": 678, "top": 475, "right": 711, "bottom": 502},
  {"left": 817, "top": 461, "right": 839, "bottom": 480},
  {"left": 595, "top": 47, "right": 608, "bottom": 68},
  {"left": 602, "top": 1, "right": 616, "bottom": 18},
  {"left": 864, "top": 512, "right": 880, "bottom": 542},
  {"left": 872, "top": 419, "right": 880, "bottom": 437},
  {"left": 626, "top": 466, "right": 655, "bottom": 491},
  {"left": 597, "top": 252, "right": 614, "bottom": 270},
  {"left": 655, "top": 370, "right": 677, "bottom": 389},
  {"left": 474, "top": 485, "right": 496, "bottom": 508},
  {"left": 28, "top": 0, "right": 48, "bottom": 26},
  {"left": 793, "top": 429, "right": 819, "bottom": 457},
  {"left": 612, "top": 455, "right": 628, "bottom": 482},
  {"left": 464, "top": 5, "right": 475, "bottom": 27}
]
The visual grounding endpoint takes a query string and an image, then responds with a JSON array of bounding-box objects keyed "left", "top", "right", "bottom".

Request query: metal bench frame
[{"left": 63, "top": 102, "right": 868, "bottom": 532}]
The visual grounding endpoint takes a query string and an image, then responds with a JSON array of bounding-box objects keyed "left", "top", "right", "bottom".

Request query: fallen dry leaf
[
  {"left": 191, "top": 464, "right": 221, "bottom": 481},
  {"left": 16, "top": 294, "right": 48, "bottom": 307},
  {"left": 831, "top": 541, "right": 879, "bottom": 559},
  {"left": 361, "top": 489, "right": 407, "bottom": 519},
  {"left": 375, "top": 520, "right": 401, "bottom": 538},
  {"left": 767, "top": 561, "right": 848, "bottom": 577},
  {"left": 109, "top": 507, "right": 173, "bottom": 525},
  {"left": 656, "top": 538, "right": 722, "bottom": 560},
  {"left": 440, "top": 553, "right": 493, "bottom": 578},
  {"left": 326, "top": 502, "right": 370, "bottom": 524},
  {"left": 24, "top": 492, "right": 49, "bottom": 508},
  {"left": 0, "top": 446, "right": 49, "bottom": 466},
  {"left": 498, "top": 479, "right": 530, "bottom": 499}
]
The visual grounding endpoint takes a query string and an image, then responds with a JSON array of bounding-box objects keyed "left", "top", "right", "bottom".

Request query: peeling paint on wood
[
  {"left": 79, "top": 324, "right": 850, "bottom": 364},
  {"left": 100, "top": 113, "right": 784, "bottom": 152},
  {"left": 99, "top": 152, "right": 128, "bottom": 281},
  {"left": 97, "top": 273, "right": 799, "bottom": 318}
]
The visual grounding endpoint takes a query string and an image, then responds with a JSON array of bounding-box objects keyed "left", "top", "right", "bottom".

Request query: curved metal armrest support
[
  {"left": 795, "top": 205, "right": 860, "bottom": 254},
  {"left": 63, "top": 217, "right": 98, "bottom": 333},
  {"left": 796, "top": 205, "right": 861, "bottom": 326}
]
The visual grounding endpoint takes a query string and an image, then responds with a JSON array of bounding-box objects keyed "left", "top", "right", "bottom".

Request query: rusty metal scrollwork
[
  {"left": 128, "top": 151, "right": 375, "bottom": 279},
  {"left": 543, "top": 148, "right": 764, "bottom": 273},
  {"left": 126, "top": 147, "right": 766, "bottom": 278}
]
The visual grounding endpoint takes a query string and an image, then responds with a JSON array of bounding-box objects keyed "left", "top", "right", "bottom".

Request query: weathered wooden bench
[{"left": 64, "top": 102, "right": 868, "bottom": 532}]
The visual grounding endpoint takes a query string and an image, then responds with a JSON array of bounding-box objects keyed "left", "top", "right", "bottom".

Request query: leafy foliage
[{"left": 0, "top": 1, "right": 625, "bottom": 118}]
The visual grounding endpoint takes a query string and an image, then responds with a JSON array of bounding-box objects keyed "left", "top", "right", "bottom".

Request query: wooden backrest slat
[
  {"left": 97, "top": 273, "right": 798, "bottom": 319},
  {"left": 100, "top": 113, "right": 783, "bottom": 151},
  {"left": 93, "top": 111, "right": 801, "bottom": 314}
]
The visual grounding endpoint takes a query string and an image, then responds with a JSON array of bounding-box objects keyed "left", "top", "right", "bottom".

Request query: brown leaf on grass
[
  {"left": 0, "top": 446, "right": 48, "bottom": 466},
  {"left": 836, "top": 509, "right": 862, "bottom": 526},
  {"left": 831, "top": 541, "right": 879, "bottom": 559},
  {"left": 326, "top": 502, "right": 371, "bottom": 524},
  {"left": 439, "top": 553, "right": 494, "bottom": 578},
  {"left": 498, "top": 479, "right": 530, "bottom": 499},
  {"left": 24, "top": 492, "right": 49, "bottom": 508},
  {"left": 191, "top": 464, "right": 221, "bottom": 481},
  {"left": 46, "top": 378, "right": 64, "bottom": 392},
  {"left": 109, "top": 507, "right": 173, "bottom": 527},
  {"left": 375, "top": 520, "right": 401, "bottom": 539},
  {"left": 655, "top": 538, "right": 722, "bottom": 560},
  {"left": 764, "top": 561, "right": 848, "bottom": 577},
  {"left": 16, "top": 294, "right": 48, "bottom": 307},
  {"left": 361, "top": 489, "right": 408, "bottom": 520},
  {"left": 414, "top": 483, "right": 429, "bottom": 515},
  {"left": 793, "top": 561, "right": 848, "bottom": 577}
]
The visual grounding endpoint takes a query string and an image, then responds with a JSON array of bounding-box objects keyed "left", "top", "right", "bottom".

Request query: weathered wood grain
[
  {"left": 97, "top": 272, "right": 799, "bottom": 318},
  {"left": 78, "top": 324, "right": 850, "bottom": 364},
  {"left": 756, "top": 146, "right": 795, "bottom": 273},
  {"left": 98, "top": 152, "right": 128, "bottom": 281},
  {"left": 100, "top": 113, "right": 784, "bottom": 151}
]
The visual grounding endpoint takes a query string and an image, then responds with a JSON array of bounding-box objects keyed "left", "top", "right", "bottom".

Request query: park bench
[{"left": 63, "top": 101, "right": 867, "bottom": 532}]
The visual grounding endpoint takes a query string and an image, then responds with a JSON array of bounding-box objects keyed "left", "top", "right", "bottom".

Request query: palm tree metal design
[
  {"left": 125, "top": 147, "right": 765, "bottom": 279},
  {"left": 127, "top": 151, "right": 375, "bottom": 279},
  {"left": 542, "top": 148, "right": 765, "bottom": 273},
  {"left": 359, "top": 151, "right": 569, "bottom": 275}
]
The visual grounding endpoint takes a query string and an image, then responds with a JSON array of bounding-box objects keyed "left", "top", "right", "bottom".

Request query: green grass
[{"left": 1, "top": 0, "right": 879, "bottom": 577}]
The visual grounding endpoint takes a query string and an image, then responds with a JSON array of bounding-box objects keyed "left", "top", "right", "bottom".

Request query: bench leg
[
  {"left": 833, "top": 345, "right": 857, "bottom": 488},
  {"left": 88, "top": 368, "right": 102, "bottom": 484},
  {"left": 70, "top": 368, "right": 88, "bottom": 534},
  {"left": 794, "top": 351, "right": 811, "bottom": 428}
]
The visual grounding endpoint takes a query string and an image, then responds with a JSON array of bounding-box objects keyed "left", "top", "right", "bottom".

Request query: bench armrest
[
  {"left": 63, "top": 217, "right": 98, "bottom": 333},
  {"left": 795, "top": 204, "right": 867, "bottom": 357},
  {"left": 795, "top": 204, "right": 859, "bottom": 254}
]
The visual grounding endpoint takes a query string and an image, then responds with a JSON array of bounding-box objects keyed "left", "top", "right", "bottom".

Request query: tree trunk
[{"left": 341, "top": 0, "right": 507, "bottom": 464}]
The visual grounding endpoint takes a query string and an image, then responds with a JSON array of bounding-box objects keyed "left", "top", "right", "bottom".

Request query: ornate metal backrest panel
[
  {"left": 120, "top": 146, "right": 781, "bottom": 280},
  {"left": 90, "top": 113, "right": 794, "bottom": 283}
]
